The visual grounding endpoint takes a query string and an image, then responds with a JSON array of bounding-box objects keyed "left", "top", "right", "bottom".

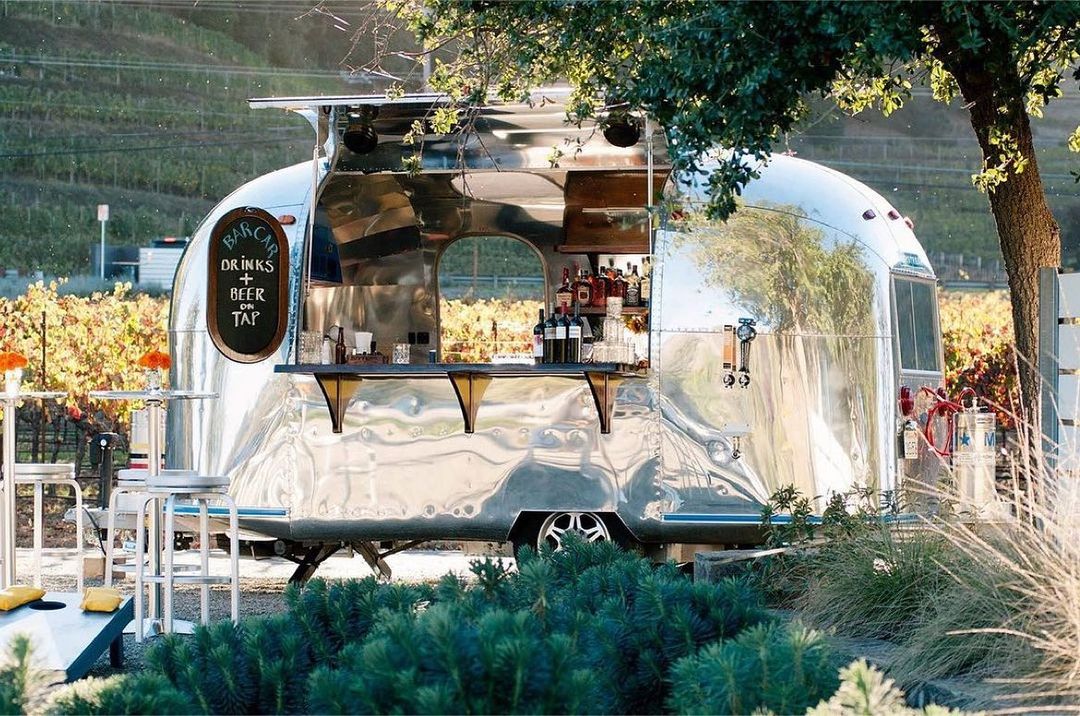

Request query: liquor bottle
[
  {"left": 543, "top": 309, "right": 557, "bottom": 364},
  {"left": 611, "top": 268, "right": 626, "bottom": 300},
  {"left": 568, "top": 302, "right": 584, "bottom": 363},
  {"left": 533, "top": 308, "right": 545, "bottom": 365},
  {"left": 555, "top": 267, "right": 573, "bottom": 313},
  {"left": 625, "top": 263, "right": 641, "bottom": 307},
  {"left": 553, "top": 307, "right": 569, "bottom": 363},
  {"left": 590, "top": 266, "right": 608, "bottom": 308},
  {"left": 573, "top": 268, "right": 593, "bottom": 307},
  {"left": 334, "top": 327, "right": 347, "bottom": 364},
  {"left": 640, "top": 256, "right": 652, "bottom": 307}
]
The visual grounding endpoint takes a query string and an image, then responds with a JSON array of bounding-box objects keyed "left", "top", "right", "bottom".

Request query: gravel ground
[{"left": 28, "top": 546, "right": 505, "bottom": 678}]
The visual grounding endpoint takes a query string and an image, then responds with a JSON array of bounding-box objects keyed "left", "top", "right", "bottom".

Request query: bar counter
[{"left": 275, "top": 362, "right": 641, "bottom": 434}]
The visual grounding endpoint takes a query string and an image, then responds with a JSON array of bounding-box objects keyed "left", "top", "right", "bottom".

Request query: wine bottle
[
  {"left": 334, "top": 327, "right": 347, "bottom": 365},
  {"left": 533, "top": 308, "right": 545, "bottom": 365},
  {"left": 543, "top": 309, "right": 557, "bottom": 364},
  {"left": 568, "top": 302, "right": 584, "bottom": 363},
  {"left": 553, "top": 307, "right": 568, "bottom": 363},
  {"left": 555, "top": 267, "right": 573, "bottom": 313}
]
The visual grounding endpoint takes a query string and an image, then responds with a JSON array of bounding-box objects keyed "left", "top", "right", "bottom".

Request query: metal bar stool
[
  {"left": 132, "top": 474, "right": 239, "bottom": 642},
  {"left": 12, "top": 463, "right": 84, "bottom": 593},
  {"left": 103, "top": 468, "right": 197, "bottom": 587}
]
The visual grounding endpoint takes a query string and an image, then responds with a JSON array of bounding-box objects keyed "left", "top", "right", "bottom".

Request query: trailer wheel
[{"left": 535, "top": 511, "right": 611, "bottom": 551}]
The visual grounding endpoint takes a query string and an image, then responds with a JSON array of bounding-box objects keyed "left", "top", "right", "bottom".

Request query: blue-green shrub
[{"left": 667, "top": 622, "right": 843, "bottom": 715}]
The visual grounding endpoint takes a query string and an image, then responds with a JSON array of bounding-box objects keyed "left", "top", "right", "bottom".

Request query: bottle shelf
[{"left": 576, "top": 305, "right": 649, "bottom": 316}]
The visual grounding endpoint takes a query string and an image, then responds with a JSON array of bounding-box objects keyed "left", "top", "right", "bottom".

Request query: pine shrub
[
  {"left": 308, "top": 603, "right": 608, "bottom": 714},
  {"left": 0, "top": 636, "right": 53, "bottom": 715},
  {"left": 124, "top": 539, "right": 777, "bottom": 715},
  {"left": 667, "top": 622, "right": 843, "bottom": 715},
  {"left": 43, "top": 674, "right": 195, "bottom": 715}
]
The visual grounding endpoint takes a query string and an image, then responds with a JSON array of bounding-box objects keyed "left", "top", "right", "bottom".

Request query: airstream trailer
[{"left": 167, "top": 94, "right": 943, "bottom": 574}]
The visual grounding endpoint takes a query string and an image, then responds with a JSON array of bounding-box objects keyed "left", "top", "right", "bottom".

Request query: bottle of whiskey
[
  {"left": 590, "top": 266, "right": 608, "bottom": 307},
  {"left": 640, "top": 256, "right": 652, "bottom": 307},
  {"left": 625, "top": 263, "right": 641, "bottom": 307},
  {"left": 567, "top": 302, "right": 584, "bottom": 362},
  {"left": 610, "top": 268, "right": 626, "bottom": 300},
  {"left": 555, "top": 267, "right": 573, "bottom": 314},
  {"left": 532, "top": 308, "right": 545, "bottom": 365},
  {"left": 553, "top": 307, "right": 568, "bottom": 363},
  {"left": 543, "top": 309, "right": 557, "bottom": 364},
  {"left": 573, "top": 268, "right": 593, "bottom": 307}
]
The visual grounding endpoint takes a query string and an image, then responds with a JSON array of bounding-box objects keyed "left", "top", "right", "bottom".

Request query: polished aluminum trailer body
[{"left": 168, "top": 97, "right": 942, "bottom": 546}]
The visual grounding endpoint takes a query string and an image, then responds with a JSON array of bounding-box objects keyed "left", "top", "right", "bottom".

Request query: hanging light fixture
[
  {"left": 603, "top": 112, "right": 642, "bottom": 148},
  {"left": 343, "top": 106, "right": 379, "bottom": 154}
]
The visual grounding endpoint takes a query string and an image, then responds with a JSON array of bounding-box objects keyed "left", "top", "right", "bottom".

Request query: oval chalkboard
[{"left": 207, "top": 207, "right": 289, "bottom": 363}]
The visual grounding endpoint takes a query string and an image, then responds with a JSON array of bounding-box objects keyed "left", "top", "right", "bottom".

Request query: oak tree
[{"left": 376, "top": 0, "right": 1080, "bottom": 420}]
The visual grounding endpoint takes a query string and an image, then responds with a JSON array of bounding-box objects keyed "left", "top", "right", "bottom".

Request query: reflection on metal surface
[{"left": 169, "top": 98, "right": 942, "bottom": 548}]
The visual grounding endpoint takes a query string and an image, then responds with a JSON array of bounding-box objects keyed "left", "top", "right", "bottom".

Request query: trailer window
[
  {"left": 894, "top": 278, "right": 940, "bottom": 372},
  {"left": 437, "top": 235, "right": 545, "bottom": 363}
]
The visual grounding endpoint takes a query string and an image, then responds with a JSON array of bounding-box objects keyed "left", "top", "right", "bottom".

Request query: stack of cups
[{"left": 299, "top": 331, "right": 322, "bottom": 364}]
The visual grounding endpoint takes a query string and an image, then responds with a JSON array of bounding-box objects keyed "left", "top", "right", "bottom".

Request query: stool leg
[
  {"left": 163, "top": 494, "right": 176, "bottom": 635},
  {"left": 33, "top": 482, "right": 43, "bottom": 588},
  {"left": 225, "top": 494, "right": 239, "bottom": 624},
  {"left": 104, "top": 486, "right": 126, "bottom": 588},
  {"left": 0, "top": 480, "right": 5, "bottom": 588},
  {"left": 199, "top": 498, "right": 209, "bottom": 625},
  {"left": 71, "top": 479, "right": 84, "bottom": 594},
  {"left": 133, "top": 495, "right": 151, "bottom": 643}
]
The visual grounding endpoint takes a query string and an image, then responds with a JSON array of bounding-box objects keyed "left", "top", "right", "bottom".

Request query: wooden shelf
[
  {"left": 556, "top": 245, "right": 649, "bottom": 254},
  {"left": 576, "top": 305, "right": 649, "bottom": 316},
  {"left": 274, "top": 362, "right": 643, "bottom": 434}
]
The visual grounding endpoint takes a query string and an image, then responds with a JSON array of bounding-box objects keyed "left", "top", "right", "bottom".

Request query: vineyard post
[
  {"left": 38, "top": 310, "right": 45, "bottom": 462},
  {"left": 97, "top": 203, "right": 109, "bottom": 281}
]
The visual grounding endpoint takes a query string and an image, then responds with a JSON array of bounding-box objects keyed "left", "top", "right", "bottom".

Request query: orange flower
[
  {"left": 0, "top": 352, "right": 28, "bottom": 373},
  {"left": 137, "top": 350, "right": 171, "bottom": 371}
]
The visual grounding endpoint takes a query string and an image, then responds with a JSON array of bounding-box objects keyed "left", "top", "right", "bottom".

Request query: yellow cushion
[
  {"left": 0, "top": 585, "right": 45, "bottom": 610},
  {"left": 80, "top": 587, "right": 122, "bottom": 613}
]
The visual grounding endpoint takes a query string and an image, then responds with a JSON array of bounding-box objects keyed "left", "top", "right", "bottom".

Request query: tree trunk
[{"left": 940, "top": 52, "right": 1060, "bottom": 429}]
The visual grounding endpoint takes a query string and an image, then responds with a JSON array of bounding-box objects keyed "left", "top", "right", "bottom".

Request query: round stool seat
[
  {"left": 14, "top": 463, "right": 75, "bottom": 478},
  {"left": 147, "top": 473, "right": 229, "bottom": 490},
  {"left": 117, "top": 468, "right": 196, "bottom": 486}
]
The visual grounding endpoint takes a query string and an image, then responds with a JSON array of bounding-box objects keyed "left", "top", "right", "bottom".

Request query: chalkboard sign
[{"left": 207, "top": 207, "right": 289, "bottom": 363}]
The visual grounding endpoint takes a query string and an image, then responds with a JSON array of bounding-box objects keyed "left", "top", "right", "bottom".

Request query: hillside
[
  {"left": 0, "top": 2, "right": 1076, "bottom": 277},
  {"left": 788, "top": 91, "right": 1080, "bottom": 266},
  {"left": 0, "top": 1, "right": 414, "bottom": 275}
]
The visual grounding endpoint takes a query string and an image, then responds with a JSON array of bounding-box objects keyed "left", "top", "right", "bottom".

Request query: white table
[
  {"left": 89, "top": 389, "right": 217, "bottom": 633},
  {"left": 1, "top": 389, "right": 66, "bottom": 588}
]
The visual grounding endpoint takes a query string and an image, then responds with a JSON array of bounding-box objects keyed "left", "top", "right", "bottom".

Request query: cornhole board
[{"left": 0, "top": 592, "right": 132, "bottom": 681}]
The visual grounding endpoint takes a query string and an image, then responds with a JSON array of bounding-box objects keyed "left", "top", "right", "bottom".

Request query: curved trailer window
[
  {"left": 893, "top": 277, "right": 941, "bottom": 372},
  {"left": 437, "top": 235, "right": 546, "bottom": 363}
]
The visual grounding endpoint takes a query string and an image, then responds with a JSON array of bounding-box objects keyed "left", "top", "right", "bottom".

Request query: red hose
[{"left": 919, "top": 386, "right": 964, "bottom": 457}]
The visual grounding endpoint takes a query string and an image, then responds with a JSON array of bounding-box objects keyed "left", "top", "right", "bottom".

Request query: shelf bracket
[
  {"left": 584, "top": 371, "right": 623, "bottom": 434},
  {"left": 447, "top": 372, "right": 492, "bottom": 434},
  {"left": 313, "top": 374, "right": 364, "bottom": 434}
]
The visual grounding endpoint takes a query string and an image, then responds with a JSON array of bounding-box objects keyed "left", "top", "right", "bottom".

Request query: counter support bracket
[
  {"left": 447, "top": 372, "right": 492, "bottom": 434},
  {"left": 314, "top": 374, "right": 364, "bottom": 434},
  {"left": 585, "top": 371, "right": 623, "bottom": 434}
]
